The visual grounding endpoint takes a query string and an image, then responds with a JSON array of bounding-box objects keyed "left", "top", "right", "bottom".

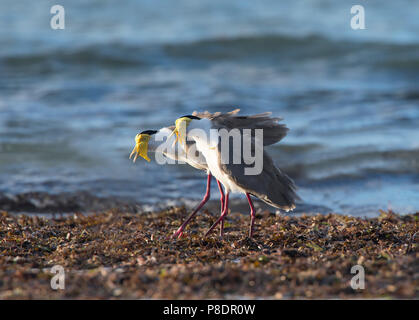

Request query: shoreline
[
  {"left": 2, "top": 190, "right": 414, "bottom": 218},
  {"left": 0, "top": 207, "right": 417, "bottom": 299}
]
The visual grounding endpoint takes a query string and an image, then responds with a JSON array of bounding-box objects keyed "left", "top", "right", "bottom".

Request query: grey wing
[
  {"left": 193, "top": 109, "right": 289, "bottom": 146},
  {"left": 217, "top": 112, "right": 289, "bottom": 146},
  {"left": 219, "top": 141, "right": 299, "bottom": 211},
  {"left": 192, "top": 109, "right": 240, "bottom": 120}
]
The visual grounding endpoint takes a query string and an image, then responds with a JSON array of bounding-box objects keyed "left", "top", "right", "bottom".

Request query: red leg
[
  {"left": 246, "top": 193, "right": 256, "bottom": 238},
  {"left": 205, "top": 192, "right": 229, "bottom": 237},
  {"left": 172, "top": 173, "right": 212, "bottom": 239},
  {"left": 216, "top": 180, "right": 225, "bottom": 236},
  {"left": 216, "top": 180, "right": 225, "bottom": 212}
]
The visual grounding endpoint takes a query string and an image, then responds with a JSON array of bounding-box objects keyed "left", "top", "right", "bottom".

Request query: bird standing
[
  {"left": 129, "top": 127, "right": 225, "bottom": 238},
  {"left": 172, "top": 112, "right": 299, "bottom": 237}
]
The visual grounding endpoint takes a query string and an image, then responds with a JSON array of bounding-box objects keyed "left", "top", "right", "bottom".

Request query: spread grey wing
[{"left": 192, "top": 109, "right": 289, "bottom": 146}]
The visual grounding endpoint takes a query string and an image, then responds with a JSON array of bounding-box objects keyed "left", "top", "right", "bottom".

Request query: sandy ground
[{"left": 0, "top": 207, "right": 417, "bottom": 299}]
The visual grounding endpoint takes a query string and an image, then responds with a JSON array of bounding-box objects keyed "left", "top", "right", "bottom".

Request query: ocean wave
[{"left": 2, "top": 34, "right": 419, "bottom": 74}]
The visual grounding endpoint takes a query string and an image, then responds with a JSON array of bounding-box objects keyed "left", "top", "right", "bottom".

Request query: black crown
[{"left": 139, "top": 130, "right": 158, "bottom": 135}]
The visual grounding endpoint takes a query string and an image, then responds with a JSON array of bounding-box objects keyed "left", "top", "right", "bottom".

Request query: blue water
[{"left": 1, "top": 0, "right": 419, "bottom": 216}]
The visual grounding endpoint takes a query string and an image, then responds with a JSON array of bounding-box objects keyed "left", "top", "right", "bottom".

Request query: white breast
[{"left": 193, "top": 133, "right": 244, "bottom": 194}]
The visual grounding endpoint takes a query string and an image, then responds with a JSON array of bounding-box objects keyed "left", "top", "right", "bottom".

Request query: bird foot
[{"left": 168, "top": 228, "right": 184, "bottom": 240}]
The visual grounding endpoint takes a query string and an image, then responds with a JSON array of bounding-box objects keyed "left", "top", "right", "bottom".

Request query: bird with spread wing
[
  {"left": 171, "top": 110, "right": 299, "bottom": 237},
  {"left": 130, "top": 109, "right": 297, "bottom": 238}
]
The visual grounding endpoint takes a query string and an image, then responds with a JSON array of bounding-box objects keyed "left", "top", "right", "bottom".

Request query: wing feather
[
  {"left": 218, "top": 134, "right": 299, "bottom": 211},
  {"left": 192, "top": 109, "right": 289, "bottom": 146}
]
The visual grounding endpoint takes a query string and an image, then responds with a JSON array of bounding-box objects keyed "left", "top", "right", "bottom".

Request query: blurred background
[{"left": 1, "top": 0, "right": 418, "bottom": 216}]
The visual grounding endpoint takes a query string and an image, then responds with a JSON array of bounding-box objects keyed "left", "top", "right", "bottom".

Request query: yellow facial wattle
[
  {"left": 129, "top": 134, "right": 151, "bottom": 162},
  {"left": 170, "top": 117, "right": 191, "bottom": 147}
]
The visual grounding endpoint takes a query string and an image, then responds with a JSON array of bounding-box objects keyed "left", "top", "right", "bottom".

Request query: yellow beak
[
  {"left": 170, "top": 117, "right": 189, "bottom": 147},
  {"left": 129, "top": 134, "right": 151, "bottom": 162}
]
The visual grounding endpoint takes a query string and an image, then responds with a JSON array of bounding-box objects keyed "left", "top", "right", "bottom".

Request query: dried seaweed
[{"left": 0, "top": 208, "right": 417, "bottom": 299}]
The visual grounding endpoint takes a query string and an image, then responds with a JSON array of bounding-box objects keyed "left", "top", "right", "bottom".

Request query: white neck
[
  {"left": 147, "top": 128, "right": 172, "bottom": 153},
  {"left": 187, "top": 118, "right": 218, "bottom": 151}
]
